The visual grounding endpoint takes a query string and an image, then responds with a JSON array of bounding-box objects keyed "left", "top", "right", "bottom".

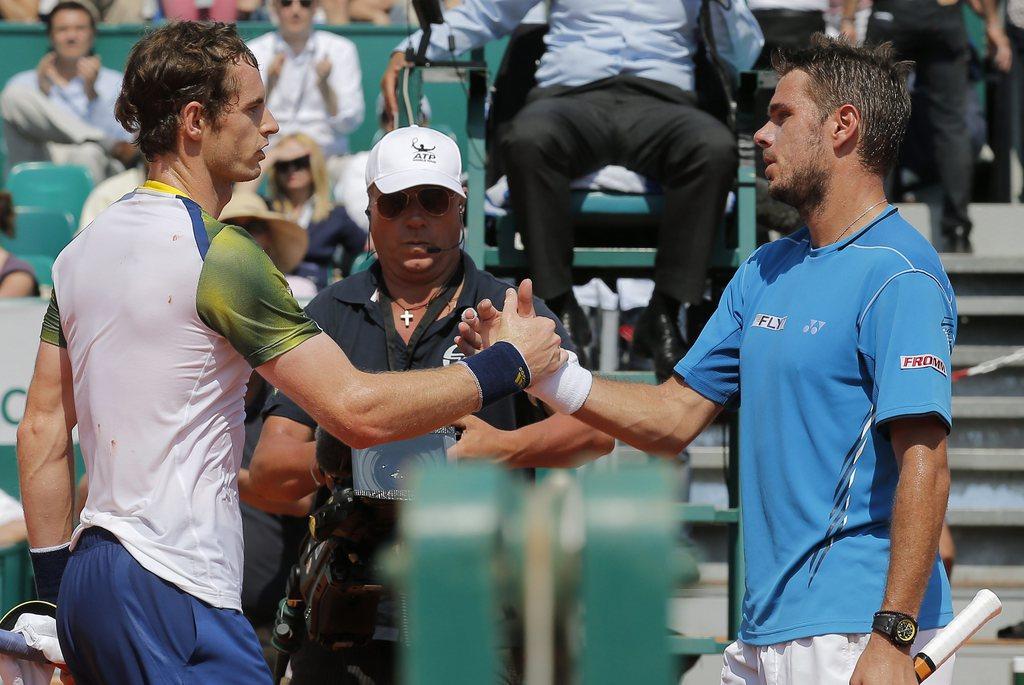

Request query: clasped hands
[{"left": 454, "top": 280, "right": 592, "bottom": 413}]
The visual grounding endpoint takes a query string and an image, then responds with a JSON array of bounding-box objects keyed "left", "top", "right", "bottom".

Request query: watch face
[{"left": 895, "top": 618, "right": 917, "bottom": 644}]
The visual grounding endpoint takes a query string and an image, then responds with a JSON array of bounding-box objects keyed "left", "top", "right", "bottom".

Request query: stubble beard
[{"left": 767, "top": 159, "right": 829, "bottom": 219}]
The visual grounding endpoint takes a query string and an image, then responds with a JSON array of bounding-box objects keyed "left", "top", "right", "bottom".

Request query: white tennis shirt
[{"left": 42, "top": 181, "right": 320, "bottom": 610}]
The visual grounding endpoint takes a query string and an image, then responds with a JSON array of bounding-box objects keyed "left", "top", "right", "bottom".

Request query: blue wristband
[
  {"left": 30, "top": 543, "right": 71, "bottom": 604},
  {"left": 460, "top": 341, "right": 531, "bottom": 407}
]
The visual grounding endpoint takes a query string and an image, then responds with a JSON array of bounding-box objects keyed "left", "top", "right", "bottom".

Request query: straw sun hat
[{"left": 220, "top": 193, "right": 308, "bottom": 274}]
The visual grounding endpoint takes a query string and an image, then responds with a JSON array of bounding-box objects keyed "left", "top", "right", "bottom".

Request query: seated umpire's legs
[
  {"left": 501, "top": 76, "right": 736, "bottom": 380},
  {"left": 500, "top": 82, "right": 619, "bottom": 363}
]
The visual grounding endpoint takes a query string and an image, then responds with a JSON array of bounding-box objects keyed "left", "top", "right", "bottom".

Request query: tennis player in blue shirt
[{"left": 464, "top": 36, "right": 956, "bottom": 685}]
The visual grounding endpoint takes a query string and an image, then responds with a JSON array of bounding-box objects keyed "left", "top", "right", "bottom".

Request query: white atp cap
[{"left": 365, "top": 125, "right": 465, "bottom": 198}]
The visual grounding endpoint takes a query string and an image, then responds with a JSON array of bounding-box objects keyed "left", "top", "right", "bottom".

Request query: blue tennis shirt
[{"left": 676, "top": 206, "right": 956, "bottom": 645}]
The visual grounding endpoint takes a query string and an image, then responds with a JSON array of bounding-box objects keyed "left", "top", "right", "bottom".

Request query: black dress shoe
[
  {"left": 546, "top": 292, "right": 592, "bottom": 368},
  {"left": 632, "top": 292, "right": 687, "bottom": 383},
  {"left": 940, "top": 226, "right": 973, "bottom": 254}
]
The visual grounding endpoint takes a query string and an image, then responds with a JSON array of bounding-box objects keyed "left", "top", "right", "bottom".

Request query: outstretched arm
[
  {"left": 451, "top": 413, "right": 614, "bottom": 468},
  {"left": 574, "top": 375, "right": 722, "bottom": 457}
]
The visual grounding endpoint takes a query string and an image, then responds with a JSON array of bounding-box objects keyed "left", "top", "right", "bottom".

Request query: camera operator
[{"left": 248, "top": 125, "right": 613, "bottom": 684}]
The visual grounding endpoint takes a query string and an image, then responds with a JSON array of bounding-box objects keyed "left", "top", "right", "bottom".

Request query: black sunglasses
[
  {"left": 375, "top": 187, "right": 455, "bottom": 219},
  {"left": 274, "top": 154, "right": 311, "bottom": 174},
  {"left": 280, "top": 0, "right": 313, "bottom": 7}
]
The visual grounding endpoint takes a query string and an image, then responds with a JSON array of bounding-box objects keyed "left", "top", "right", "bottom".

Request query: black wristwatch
[{"left": 873, "top": 611, "right": 918, "bottom": 647}]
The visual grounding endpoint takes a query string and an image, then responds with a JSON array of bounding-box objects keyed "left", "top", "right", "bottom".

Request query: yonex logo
[
  {"left": 900, "top": 355, "right": 947, "bottom": 377},
  {"left": 753, "top": 313, "right": 787, "bottom": 331},
  {"left": 803, "top": 319, "right": 826, "bottom": 335}
]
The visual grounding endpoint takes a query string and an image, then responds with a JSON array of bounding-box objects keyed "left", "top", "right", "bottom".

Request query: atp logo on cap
[
  {"left": 514, "top": 367, "right": 528, "bottom": 389},
  {"left": 411, "top": 138, "right": 437, "bottom": 163}
]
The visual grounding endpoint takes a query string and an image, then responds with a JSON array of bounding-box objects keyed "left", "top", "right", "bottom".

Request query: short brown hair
[
  {"left": 772, "top": 34, "right": 913, "bottom": 176},
  {"left": 115, "top": 22, "right": 258, "bottom": 160}
]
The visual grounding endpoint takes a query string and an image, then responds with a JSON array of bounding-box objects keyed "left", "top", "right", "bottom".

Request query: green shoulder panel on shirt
[
  {"left": 195, "top": 214, "right": 320, "bottom": 367},
  {"left": 40, "top": 290, "right": 66, "bottom": 347}
]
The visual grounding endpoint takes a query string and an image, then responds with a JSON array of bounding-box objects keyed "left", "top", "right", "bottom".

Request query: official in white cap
[{"left": 248, "top": 124, "right": 612, "bottom": 683}]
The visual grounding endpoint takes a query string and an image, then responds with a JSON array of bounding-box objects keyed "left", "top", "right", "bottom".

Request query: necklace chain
[{"left": 828, "top": 199, "right": 887, "bottom": 246}]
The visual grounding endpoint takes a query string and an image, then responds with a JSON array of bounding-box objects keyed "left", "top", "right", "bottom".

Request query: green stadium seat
[
  {"left": 1, "top": 206, "right": 75, "bottom": 260},
  {"left": 6, "top": 163, "right": 94, "bottom": 227},
  {"left": 19, "top": 253, "right": 55, "bottom": 288},
  {"left": 0, "top": 542, "right": 34, "bottom": 609}
]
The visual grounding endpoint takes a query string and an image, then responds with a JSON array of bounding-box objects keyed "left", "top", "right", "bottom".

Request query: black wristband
[
  {"left": 460, "top": 341, "right": 531, "bottom": 407},
  {"left": 30, "top": 543, "right": 71, "bottom": 604}
]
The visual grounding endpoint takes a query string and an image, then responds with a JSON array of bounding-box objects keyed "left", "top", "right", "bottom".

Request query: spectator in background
[
  {"left": 854, "top": 0, "right": 1012, "bottom": 252},
  {"left": 750, "top": 0, "right": 828, "bottom": 69},
  {"left": 0, "top": 0, "right": 37, "bottom": 21},
  {"left": 160, "top": 0, "right": 237, "bottom": 21},
  {"left": 220, "top": 190, "right": 320, "bottom": 299},
  {"left": 267, "top": 133, "right": 367, "bottom": 289},
  {"left": 382, "top": 1, "right": 761, "bottom": 380},
  {"left": 36, "top": 0, "right": 149, "bottom": 23},
  {"left": 0, "top": 1, "right": 135, "bottom": 183},
  {"left": 247, "top": 0, "right": 365, "bottom": 176},
  {"left": 78, "top": 158, "right": 148, "bottom": 231},
  {"left": 827, "top": 0, "right": 870, "bottom": 43},
  {"left": 0, "top": 488, "right": 28, "bottom": 546},
  {"left": 0, "top": 191, "right": 39, "bottom": 298}
]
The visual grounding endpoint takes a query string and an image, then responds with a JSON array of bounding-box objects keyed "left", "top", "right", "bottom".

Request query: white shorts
[{"left": 721, "top": 628, "right": 954, "bottom": 685}]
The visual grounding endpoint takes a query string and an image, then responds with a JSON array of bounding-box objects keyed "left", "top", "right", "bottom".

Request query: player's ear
[{"left": 180, "top": 101, "right": 206, "bottom": 141}]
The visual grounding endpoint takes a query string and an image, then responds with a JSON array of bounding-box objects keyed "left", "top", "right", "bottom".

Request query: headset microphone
[
  {"left": 425, "top": 242, "right": 461, "bottom": 254},
  {"left": 425, "top": 230, "right": 466, "bottom": 254}
]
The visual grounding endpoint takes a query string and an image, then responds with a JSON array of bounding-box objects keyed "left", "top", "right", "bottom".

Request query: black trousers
[
  {"left": 752, "top": 9, "right": 826, "bottom": 70},
  {"left": 866, "top": 0, "right": 973, "bottom": 235},
  {"left": 500, "top": 75, "right": 737, "bottom": 305}
]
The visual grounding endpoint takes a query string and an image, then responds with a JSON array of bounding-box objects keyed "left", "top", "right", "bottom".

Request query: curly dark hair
[
  {"left": 772, "top": 34, "right": 913, "bottom": 176},
  {"left": 0, "top": 191, "right": 14, "bottom": 238},
  {"left": 115, "top": 21, "right": 258, "bottom": 160}
]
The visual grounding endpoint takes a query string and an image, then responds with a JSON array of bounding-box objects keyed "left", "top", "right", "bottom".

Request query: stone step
[
  {"left": 943, "top": 255, "right": 1024, "bottom": 274},
  {"left": 953, "top": 397, "right": 1024, "bottom": 419},
  {"left": 947, "top": 509, "right": 1024, "bottom": 527},
  {"left": 957, "top": 296, "right": 1024, "bottom": 317},
  {"left": 952, "top": 346, "right": 1024, "bottom": 397},
  {"left": 944, "top": 256, "right": 1024, "bottom": 296}
]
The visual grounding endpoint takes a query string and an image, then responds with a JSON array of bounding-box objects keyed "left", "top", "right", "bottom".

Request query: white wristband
[{"left": 526, "top": 350, "right": 593, "bottom": 414}]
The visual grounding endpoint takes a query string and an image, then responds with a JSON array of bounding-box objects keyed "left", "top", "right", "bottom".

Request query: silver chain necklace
[{"left": 827, "top": 199, "right": 887, "bottom": 246}]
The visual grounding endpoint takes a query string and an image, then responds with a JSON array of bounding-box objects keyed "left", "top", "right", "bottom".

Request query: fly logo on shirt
[
  {"left": 900, "top": 355, "right": 947, "bottom": 377},
  {"left": 752, "top": 313, "right": 787, "bottom": 331},
  {"left": 412, "top": 139, "right": 437, "bottom": 163}
]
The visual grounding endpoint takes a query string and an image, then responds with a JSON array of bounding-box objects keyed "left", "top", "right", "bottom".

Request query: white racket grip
[{"left": 914, "top": 589, "right": 1001, "bottom": 680}]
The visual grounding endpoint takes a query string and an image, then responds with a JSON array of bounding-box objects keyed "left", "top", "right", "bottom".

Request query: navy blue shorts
[{"left": 56, "top": 528, "right": 272, "bottom": 685}]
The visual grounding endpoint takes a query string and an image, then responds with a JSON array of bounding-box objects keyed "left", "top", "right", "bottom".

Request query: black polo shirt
[{"left": 264, "top": 253, "right": 575, "bottom": 436}]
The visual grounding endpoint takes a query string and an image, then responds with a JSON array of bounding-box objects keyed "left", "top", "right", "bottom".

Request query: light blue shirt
[
  {"left": 8, "top": 66, "right": 130, "bottom": 143},
  {"left": 676, "top": 208, "right": 955, "bottom": 644},
  {"left": 397, "top": 0, "right": 762, "bottom": 92}
]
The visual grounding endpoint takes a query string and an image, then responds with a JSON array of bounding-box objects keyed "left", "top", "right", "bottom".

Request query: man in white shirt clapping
[{"left": 248, "top": 0, "right": 365, "bottom": 178}]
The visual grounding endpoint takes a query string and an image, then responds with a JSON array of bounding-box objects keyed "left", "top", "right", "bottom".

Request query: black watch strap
[{"left": 873, "top": 611, "right": 918, "bottom": 646}]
